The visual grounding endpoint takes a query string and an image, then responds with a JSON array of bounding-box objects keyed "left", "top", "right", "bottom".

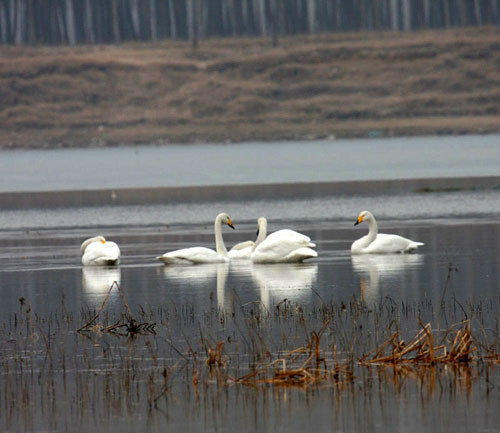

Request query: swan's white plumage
[
  {"left": 228, "top": 240, "right": 255, "bottom": 259},
  {"left": 157, "top": 246, "right": 227, "bottom": 264},
  {"left": 157, "top": 213, "right": 235, "bottom": 265},
  {"left": 81, "top": 236, "right": 121, "bottom": 266},
  {"left": 228, "top": 217, "right": 269, "bottom": 260},
  {"left": 351, "top": 210, "right": 424, "bottom": 254},
  {"left": 250, "top": 218, "right": 317, "bottom": 264}
]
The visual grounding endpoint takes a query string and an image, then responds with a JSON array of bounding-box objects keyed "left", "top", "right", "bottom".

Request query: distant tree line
[{"left": 0, "top": 0, "right": 499, "bottom": 45}]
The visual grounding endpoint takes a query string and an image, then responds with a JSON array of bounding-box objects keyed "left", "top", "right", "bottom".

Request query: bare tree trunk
[
  {"left": 221, "top": 0, "right": 228, "bottom": 34},
  {"left": 271, "top": 0, "right": 279, "bottom": 46},
  {"left": 84, "top": 0, "right": 95, "bottom": 43},
  {"left": 110, "top": 0, "right": 120, "bottom": 42},
  {"left": 491, "top": 0, "right": 500, "bottom": 24},
  {"left": 194, "top": 0, "right": 200, "bottom": 43},
  {"left": 168, "top": 0, "right": 177, "bottom": 38},
  {"left": 26, "top": 0, "right": 35, "bottom": 43},
  {"left": 455, "top": 0, "right": 464, "bottom": 25},
  {"left": 257, "top": 0, "right": 267, "bottom": 36},
  {"left": 307, "top": 0, "right": 316, "bottom": 33},
  {"left": 423, "top": 0, "right": 431, "bottom": 27},
  {"left": 14, "top": 0, "right": 25, "bottom": 44},
  {"left": 186, "top": 0, "right": 193, "bottom": 40},
  {"left": 401, "top": 0, "right": 411, "bottom": 30},
  {"left": 56, "top": 2, "right": 66, "bottom": 43},
  {"left": 334, "top": 0, "right": 342, "bottom": 29},
  {"left": 295, "top": 0, "right": 303, "bottom": 32},
  {"left": 187, "top": 0, "right": 198, "bottom": 47},
  {"left": 150, "top": 0, "right": 157, "bottom": 40},
  {"left": 473, "top": 0, "right": 482, "bottom": 25},
  {"left": 442, "top": 0, "right": 450, "bottom": 27},
  {"left": 0, "top": 2, "right": 7, "bottom": 43},
  {"left": 9, "top": 0, "right": 16, "bottom": 42},
  {"left": 389, "top": 0, "right": 399, "bottom": 30},
  {"left": 130, "top": 0, "right": 140, "bottom": 38},
  {"left": 241, "top": 0, "right": 249, "bottom": 31},
  {"left": 200, "top": 0, "right": 208, "bottom": 38},
  {"left": 228, "top": 0, "right": 237, "bottom": 36},
  {"left": 65, "top": 0, "right": 76, "bottom": 44}
]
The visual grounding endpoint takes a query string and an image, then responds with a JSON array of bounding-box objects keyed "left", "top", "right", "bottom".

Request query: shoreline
[
  {"left": 0, "top": 129, "right": 497, "bottom": 152},
  {"left": 1, "top": 175, "right": 498, "bottom": 210}
]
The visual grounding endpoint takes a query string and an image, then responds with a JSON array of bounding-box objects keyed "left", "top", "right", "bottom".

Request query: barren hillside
[{"left": 0, "top": 26, "right": 498, "bottom": 149}]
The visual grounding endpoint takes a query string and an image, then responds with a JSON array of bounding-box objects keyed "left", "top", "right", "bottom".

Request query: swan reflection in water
[
  {"left": 159, "top": 262, "right": 317, "bottom": 314},
  {"left": 159, "top": 263, "right": 230, "bottom": 313},
  {"left": 82, "top": 266, "right": 121, "bottom": 305},
  {"left": 247, "top": 263, "right": 318, "bottom": 311},
  {"left": 351, "top": 254, "right": 424, "bottom": 305}
]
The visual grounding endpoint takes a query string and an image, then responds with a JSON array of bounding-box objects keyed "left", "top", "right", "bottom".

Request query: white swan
[
  {"left": 351, "top": 210, "right": 424, "bottom": 254},
  {"left": 81, "top": 236, "right": 121, "bottom": 266},
  {"left": 228, "top": 240, "right": 255, "bottom": 259},
  {"left": 250, "top": 217, "right": 318, "bottom": 263},
  {"left": 228, "top": 218, "right": 268, "bottom": 259},
  {"left": 156, "top": 213, "right": 235, "bottom": 264}
]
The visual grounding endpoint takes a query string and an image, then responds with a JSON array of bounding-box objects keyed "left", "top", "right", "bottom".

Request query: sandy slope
[{"left": 0, "top": 26, "right": 498, "bottom": 149}]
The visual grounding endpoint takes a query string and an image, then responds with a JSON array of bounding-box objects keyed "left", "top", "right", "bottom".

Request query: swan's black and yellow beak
[
  {"left": 227, "top": 218, "right": 235, "bottom": 230},
  {"left": 354, "top": 215, "right": 363, "bottom": 226}
]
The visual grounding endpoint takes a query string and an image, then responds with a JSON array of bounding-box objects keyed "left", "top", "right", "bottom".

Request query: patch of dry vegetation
[{"left": 0, "top": 26, "right": 498, "bottom": 148}]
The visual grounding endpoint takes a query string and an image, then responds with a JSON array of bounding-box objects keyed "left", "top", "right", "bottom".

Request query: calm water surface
[
  {"left": 1, "top": 193, "right": 499, "bottom": 432},
  {"left": 0, "top": 134, "right": 498, "bottom": 192}
]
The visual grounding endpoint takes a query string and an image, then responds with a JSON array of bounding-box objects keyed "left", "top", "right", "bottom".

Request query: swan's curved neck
[
  {"left": 80, "top": 236, "right": 101, "bottom": 254},
  {"left": 252, "top": 219, "right": 268, "bottom": 252},
  {"left": 214, "top": 215, "right": 228, "bottom": 256},
  {"left": 366, "top": 215, "right": 378, "bottom": 241}
]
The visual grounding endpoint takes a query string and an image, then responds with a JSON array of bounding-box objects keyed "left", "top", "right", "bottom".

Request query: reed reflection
[{"left": 351, "top": 254, "right": 424, "bottom": 305}]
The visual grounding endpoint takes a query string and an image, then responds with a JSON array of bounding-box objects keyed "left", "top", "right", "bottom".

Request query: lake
[
  {"left": 0, "top": 134, "right": 498, "bottom": 192},
  {"left": 0, "top": 135, "right": 499, "bottom": 433}
]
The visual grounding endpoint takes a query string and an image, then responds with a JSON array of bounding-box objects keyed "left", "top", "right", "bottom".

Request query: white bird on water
[
  {"left": 250, "top": 217, "right": 317, "bottom": 263},
  {"left": 81, "top": 235, "right": 121, "bottom": 266},
  {"left": 351, "top": 210, "right": 424, "bottom": 254},
  {"left": 228, "top": 217, "right": 268, "bottom": 260},
  {"left": 157, "top": 212, "right": 235, "bottom": 264}
]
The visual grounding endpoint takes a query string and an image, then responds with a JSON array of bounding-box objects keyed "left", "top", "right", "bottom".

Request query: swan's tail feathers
[
  {"left": 293, "top": 247, "right": 318, "bottom": 262},
  {"left": 405, "top": 242, "right": 424, "bottom": 253},
  {"left": 307, "top": 242, "right": 316, "bottom": 248},
  {"left": 86, "top": 257, "right": 120, "bottom": 266}
]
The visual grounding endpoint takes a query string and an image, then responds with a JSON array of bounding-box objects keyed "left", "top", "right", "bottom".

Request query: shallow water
[
  {"left": 1, "top": 136, "right": 500, "bottom": 432},
  {"left": 0, "top": 134, "right": 498, "bottom": 192},
  {"left": 0, "top": 210, "right": 499, "bottom": 433},
  {"left": 1, "top": 212, "right": 499, "bottom": 315}
]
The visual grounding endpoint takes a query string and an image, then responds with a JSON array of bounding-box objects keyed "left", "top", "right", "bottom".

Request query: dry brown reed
[
  {"left": 359, "top": 320, "right": 479, "bottom": 365},
  {"left": 77, "top": 281, "right": 156, "bottom": 336},
  {"left": 228, "top": 321, "right": 355, "bottom": 388}
]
